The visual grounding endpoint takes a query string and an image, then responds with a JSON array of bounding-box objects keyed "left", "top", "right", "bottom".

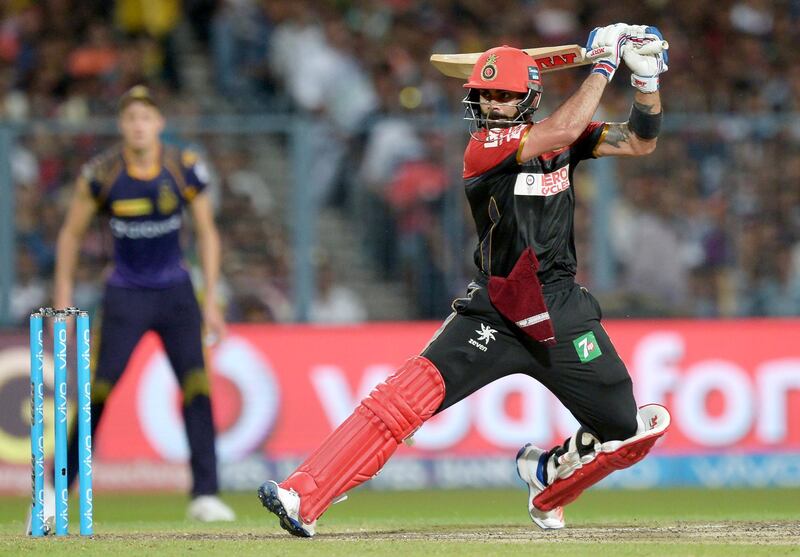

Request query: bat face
[
  {"left": 533, "top": 48, "right": 584, "bottom": 71},
  {"left": 429, "top": 41, "right": 668, "bottom": 80},
  {"left": 430, "top": 45, "right": 588, "bottom": 79}
]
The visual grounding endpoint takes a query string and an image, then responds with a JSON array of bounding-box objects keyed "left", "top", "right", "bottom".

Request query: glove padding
[
  {"left": 623, "top": 26, "right": 668, "bottom": 93},
  {"left": 585, "top": 23, "right": 630, "bottom": 81}
]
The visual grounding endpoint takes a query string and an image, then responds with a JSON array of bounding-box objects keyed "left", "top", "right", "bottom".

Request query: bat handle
[{"left": 634, "top": 40, "right": 669, "bottom": 55}]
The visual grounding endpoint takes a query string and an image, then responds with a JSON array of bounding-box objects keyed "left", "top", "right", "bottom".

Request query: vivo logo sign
[
  {"left": 83, "top": 437, "right": 93, "bottom": 475},
  {"left": 57, "top": 384, "right": 67, "bottom": 423},
  {"left": 58, "top": 488, "right": 68, "bottom": 521},
  {"left": 83, "top": 488, "right": 93, "bottom": 528},
  {"left": 82, "top": 387, "right": 91, "bottom": 423}
]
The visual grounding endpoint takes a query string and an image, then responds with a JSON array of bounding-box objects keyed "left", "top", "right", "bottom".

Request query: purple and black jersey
[
  {"left": 82, "top": 145, "right": 209, "bottom": 289},
  {"left": 462, "top": 121, "right": 606, "bottom": 284}
]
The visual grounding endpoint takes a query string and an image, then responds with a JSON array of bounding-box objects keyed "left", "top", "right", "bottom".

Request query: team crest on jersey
[
  {"left": 157, "top": 181, "right": 179, "bottom": 214},
  {"left": 481, "top": 54, "right": 498, "bottom": 81}
]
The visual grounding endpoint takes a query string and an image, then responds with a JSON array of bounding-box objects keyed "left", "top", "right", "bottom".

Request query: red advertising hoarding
[{"left": 0, "top": 320, "right": 798, "bottom": 492}]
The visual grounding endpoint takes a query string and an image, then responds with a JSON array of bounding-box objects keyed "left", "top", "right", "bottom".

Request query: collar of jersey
[{"left": 122, "top": 144, "right": 162, "bottom": 181}]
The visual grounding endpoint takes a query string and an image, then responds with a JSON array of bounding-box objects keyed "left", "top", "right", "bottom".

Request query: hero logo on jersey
[{"left": 514, "top": 166, "right": 571, "bottom": 196}]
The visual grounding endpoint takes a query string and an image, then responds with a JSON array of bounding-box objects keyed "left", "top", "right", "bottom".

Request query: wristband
[{"left": 629, "top": 103, "right": 662, "bottom": 140}]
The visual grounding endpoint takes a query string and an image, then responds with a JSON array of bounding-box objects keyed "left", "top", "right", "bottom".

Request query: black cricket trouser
[
  {"left": 65, "top": 280, "right": 219, "bottom": 496},
  {"left": 422, "top": 278, "right": 639, "bottom": 443}
]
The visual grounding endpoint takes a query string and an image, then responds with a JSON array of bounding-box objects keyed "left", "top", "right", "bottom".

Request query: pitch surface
[{"left": 1, "top": 488, "right": 798, "bottom": 556}]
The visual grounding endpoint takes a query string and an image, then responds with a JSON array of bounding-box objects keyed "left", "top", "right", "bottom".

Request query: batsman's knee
[
  {"left": 181, "top": 367, "right": 210, "bottom": 405},
  {"left": 598, "top": 406, "right": 640, "bottom": 442},
  {"left": 361, "top": 356, "right": 445, "bottom": 442}
]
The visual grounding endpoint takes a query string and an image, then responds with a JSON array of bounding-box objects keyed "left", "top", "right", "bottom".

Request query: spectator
[
  {"left": 309, "top": 255, "right": 367, "bottom": 324},
  {"left": 3, "top": 0, "right": 800, "bottom": 323}
]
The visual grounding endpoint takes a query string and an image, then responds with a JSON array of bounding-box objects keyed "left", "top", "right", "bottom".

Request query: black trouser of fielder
[
  {"left": 65, "top": 280, "right": 219, "bottom": 496},
  {"left": 422, "top": 278, "right": 639, "bottom": 442}
]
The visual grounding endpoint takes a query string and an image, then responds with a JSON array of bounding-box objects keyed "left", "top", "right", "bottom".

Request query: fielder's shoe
[
  {"left": 25, "top": 481, "right": 54, "bottom": 535},
  {"left": 516, "top": 443, "right": 565, "bottom": 529},
  {"left": 257, "top": 480, "right": 316, "bottom": 538},
  {"left": 187, "top": 495, "right": 236, "bottom": 522}
]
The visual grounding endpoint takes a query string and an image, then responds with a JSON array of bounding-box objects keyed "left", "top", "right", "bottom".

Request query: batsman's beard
[{"left": 485, "top": 109, "right": 520, "bottom": 128}]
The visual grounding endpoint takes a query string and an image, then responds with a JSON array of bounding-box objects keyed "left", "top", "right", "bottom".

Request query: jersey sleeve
[
  {"left": 80, "top": 163, "right": 103, "bottom": 201},
  {"left": 463, "top": 124, "right": 530, "bottom": 178},
  {"left": 80, "top": 155, "right": 120, "bottom": 210},
  {"left": 569, "top": 121, "right": 607, "bottom": 161},
  {"left": 180, "top": 149, "right": 210, "bottom": 201}
]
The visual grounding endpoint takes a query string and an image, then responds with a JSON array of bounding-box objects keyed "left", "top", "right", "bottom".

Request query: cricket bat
[{"left": 430, "top": 42, "right": 668, "bottom": 79}]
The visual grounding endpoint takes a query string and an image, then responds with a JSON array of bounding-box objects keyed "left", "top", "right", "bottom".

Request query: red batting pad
[
  {"left": 534, "top": 404, "right": 671, "bottom": 511},
  {"left": 281, "top": 356, "right": 445, "bottom": 523}
]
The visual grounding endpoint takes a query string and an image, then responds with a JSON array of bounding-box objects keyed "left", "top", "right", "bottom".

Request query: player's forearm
[
  {"left": 523, "top": 73, "right": 607, "bottom": 159},
  {"left": 634, "top": 90, "right": 661, "bottom": 115},
  {"left": 53, "top": 229, "right": 82, "bottom": 308},
  {"left": 627, "top": 90, "right": 662, "bottom": 151},
  {"left": 547, "top": 73, "right": 607, "bottom": 140},
  {"left": 197, "top": 227, "right": 221, "bottom": 305}
]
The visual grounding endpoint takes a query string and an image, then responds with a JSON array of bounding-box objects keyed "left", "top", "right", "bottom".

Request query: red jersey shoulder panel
[
  {"left": 574, "top": 121, "right": 604, "bottom": 146},
  {"left": 570, "top": 121, "right": 606, "bottom": 160},
  {"left": 463, "top": 124, "right": 531, "bottom": 179},
  {"left": 536, "top": 121, "right": 605, "bottom": 161}
]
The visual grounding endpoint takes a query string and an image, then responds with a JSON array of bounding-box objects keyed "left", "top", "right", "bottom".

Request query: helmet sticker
[
  {"left": 528, "top": 66, "right": 540, "bottom": 81},
  {"left": 481, "top": 54, "right": 498, "bottom": 81}
]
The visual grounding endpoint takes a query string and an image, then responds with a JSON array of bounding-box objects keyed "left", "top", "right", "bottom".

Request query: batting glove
[
  {"left": 585, "top": 23, "right": 629, "bottom": 81},
  {"left": 623, "top": 26, "right": 668, "bottom": 93}
]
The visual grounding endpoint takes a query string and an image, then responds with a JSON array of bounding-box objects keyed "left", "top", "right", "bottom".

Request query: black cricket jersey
[
  {"left": 81, "top": 144, "right": 209, "bottom": 289},
  {"left": 463, "top": 121, "right": 606, "bottom": 284}
]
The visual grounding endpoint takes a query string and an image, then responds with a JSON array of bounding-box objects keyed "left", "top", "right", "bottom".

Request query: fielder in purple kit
[{"left": 51, "top": 86, "right": 234, "bottom": 522}]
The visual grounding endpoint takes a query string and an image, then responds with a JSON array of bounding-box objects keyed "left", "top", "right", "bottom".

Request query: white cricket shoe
[
  {"left": 516, "top": 443, "right": 566, "bottom": 530},
  {"left": 25, "top": 480, "right": 54, "bottom": 535},
  {"left": 257, "top": 480, "right": 316, "bottom": 538},
  {"left": 187, "top": 495, "right": 236, "bottom": 522}
]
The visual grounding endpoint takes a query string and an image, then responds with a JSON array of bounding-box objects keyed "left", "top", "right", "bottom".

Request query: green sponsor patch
[{"left": 573, "top": 331, "right": 602, "bottom": 363}]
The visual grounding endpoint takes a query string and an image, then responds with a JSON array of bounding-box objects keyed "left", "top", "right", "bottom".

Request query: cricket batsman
[
  {"left": 258, "top": 23, "right": 671, "bottom": 536},
  {"left": 51, "top": 86, "right": 235, "bottom": 522}
]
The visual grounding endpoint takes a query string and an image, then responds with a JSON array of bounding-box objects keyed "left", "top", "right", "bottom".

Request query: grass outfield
[{"left": 0, "top": 488, "right": 799, "bottom": 556}]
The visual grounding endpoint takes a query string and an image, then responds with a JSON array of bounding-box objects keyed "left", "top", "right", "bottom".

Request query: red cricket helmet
[
  {"left": 462, "top": 45, "right": 543, "bottom": 131},
  {"left": 463, "top": 45, "right": 543, "bottom": 94}
]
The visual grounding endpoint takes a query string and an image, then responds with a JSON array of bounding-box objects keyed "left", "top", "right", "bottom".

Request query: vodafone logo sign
[
  {"left": 310, "top": 364, "right": 579, "bottom": 451},
  {"left": 57, "top": 322, "right": 800, "bottom": 468},
  {"left": 137, "top": 336, "right": 279, "bottom": 462},
  {"left": 633, "top": 331, "right": 800, "bottom": 448}
]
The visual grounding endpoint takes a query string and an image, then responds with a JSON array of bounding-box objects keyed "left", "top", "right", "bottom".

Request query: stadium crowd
[{"left": 3, "top": 0, "right": 800, "bottom": 324}]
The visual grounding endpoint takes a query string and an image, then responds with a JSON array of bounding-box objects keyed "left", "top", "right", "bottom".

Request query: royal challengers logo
[
  {"left": 157, "top": 181, "right": 179, "bottom": 214},
  {"left": 481, "top": 54, "right": 498, "bottom": 81}
]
